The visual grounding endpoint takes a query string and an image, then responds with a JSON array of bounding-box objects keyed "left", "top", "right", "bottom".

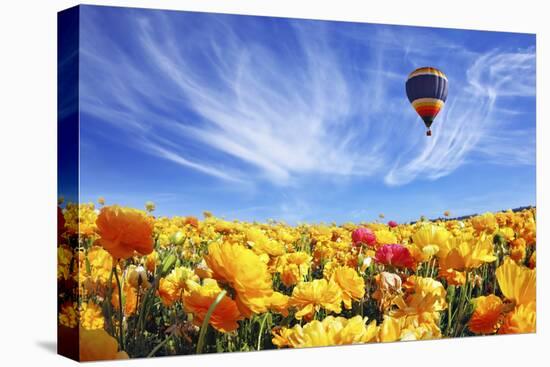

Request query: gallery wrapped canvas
[{"left": 57, "top": 4, "right": 536, "bottom": 362}]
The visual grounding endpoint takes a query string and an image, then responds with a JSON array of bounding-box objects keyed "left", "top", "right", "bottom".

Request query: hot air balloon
[{"left": 405, "top": 67, "right": 448, "bottom": 136}]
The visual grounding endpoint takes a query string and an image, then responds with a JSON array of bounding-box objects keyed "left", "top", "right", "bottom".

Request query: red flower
[
  {"left": 351, "top": 228, "right": 376, "bottom": 247},
  {"left": 388, "top": 220, "right": 398, "bottom": 228},
  {"left": 375, "top": 244, "right": 415, "bottom": 268}
]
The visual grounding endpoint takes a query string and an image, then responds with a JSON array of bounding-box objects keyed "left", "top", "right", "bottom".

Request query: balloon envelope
[{"left": 405, "top": 67, "right": 448, "bottom": 129}]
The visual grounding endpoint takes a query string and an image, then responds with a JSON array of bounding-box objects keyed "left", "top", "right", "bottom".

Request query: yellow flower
[
  {"left": 63, "top": 203, "right": 98, "bottom": 237},
  {"left": 496, "top": 258, "right": 536, "bottom": 306},
  {"left": 59, "top": 302, "right": 78, "bottom": 328},
  {"left": 391, "top": 276, "right": 447, "bottom": 318},
  {"left": 411, "top": 224, "right": 450, "bottom": 261},
  {"left": 84, "top": 246, "right": 113, "bottom": 285},
  {"left": 378, "top": 315, "right": 442, "bottom": 342},
  {"left": 57, "top": 245, "right": 73, "bottom": 280},
  {"left": 272, "top": 316, "right": 377, "bottom": 348},
  {"left": 246, "top": 228, "right": 285, "bottom": 257},
  {"left": 289, "top": 279, "right": 342, "bottom": 320},
  {"left": 374, "top": 229, "right": 397, "bottom": 246},
  {"left": 86, "top": 246, "right": 113, "bottom": 284},
  {"left": 468, "top": 295, "right": 503, "bottom": 334},
  {"left": 272, "top": 326, "right": 298, "bottom": 348},
  {"left": 205, "top": 242, "right": 273, "bottom": 317},
  {"left": 79, "top": 328, "right": 128, "bottom": 361},
  {"left": 438, "top": 234, "right": 496, "bottom": 271},
  {"left": 96, "top": 205, "right": 154, "bottom": 259},
  {"left": 158, "top": 266, "right": 199, "bottom": 307},
  {"left": 498, "top": 227, "right": 515, "bottom": 241},
  {"left": 277, "top": 252, "right": 312, "bottom": 287},
  {"left": 378, "top": 316, "right": 403, "bottom": 342},
  {"left": 498, "top": 302, "right": 536, "bottom": 334},
  {"left": 80, "top": 302, "right": 105, "bottom": 330},
  {"left": 183, "top": 279, "right": 242, "bottom": 332},
  {"left": 330, "top": 266, "right": 365, "bottom": 309}
]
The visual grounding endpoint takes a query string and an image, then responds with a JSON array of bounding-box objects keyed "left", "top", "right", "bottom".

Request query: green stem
[
  {"left": 105, "top": 267, "right": 115, "bottom": 336},
  {"left": 256, "top": 313, "right": 270, "bottom": 351},
  {"left": 453, "top": 272, "right": 470, "bottom": 337},
  {"left": 446, "top": 300, "right": 453, "bottom": 335},
  {"left": 431, "top": 258, "right": 438, "bottom": 278},
  {"left": 196, "top": 289, "right": 227, "bottom": 354},
  {"left": 147, "top": 334, "right": 173, "bottom": 357},
  {"left": 113, "top": 264, "right": 125, "bottom": 350},
  {"left": 137, "top": 286, "right": 154, "bottom": 337}
]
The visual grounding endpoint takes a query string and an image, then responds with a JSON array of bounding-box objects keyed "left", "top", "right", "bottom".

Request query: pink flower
[
  {"left": 351, "top": 228, "right": 376, "bottom": 247},
  {"left": 374, "top": 244, "right": 415, "bottom": 268},
  {"left": 388, "top": 220, "right": 398, "bottom": 228}
]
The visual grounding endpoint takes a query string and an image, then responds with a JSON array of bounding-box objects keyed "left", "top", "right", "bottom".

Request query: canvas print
[{"left": 57, "top": 5, "right": 536, "bottom": 362}]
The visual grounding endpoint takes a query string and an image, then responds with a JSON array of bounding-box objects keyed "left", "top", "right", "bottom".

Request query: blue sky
[{"left": 77, "top": 5, "right": 536, "bottom": 224}]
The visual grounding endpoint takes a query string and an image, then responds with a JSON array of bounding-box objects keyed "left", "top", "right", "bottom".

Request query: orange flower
[
  {"left": 268, "top": 292, "right": 290, "bottom": 317},
  {"left": 96, "top": 205, "right": 154, "bottom": 259},
  {"left": 79, "top": 327, "right": 129, "bottom": 361},
  {"left": 205, "top": 242, "right": 273, "bottom": 317},
  {"left": 509, "top": 238, "right": 526, "bottom": 263},
  {"left": 183, "top": 279, "right": 242, "bottom": 332},
  {"left": 438, "top": 268, "right": 466, "bottom": 286},
  {"left": 498, "top": 303, "right": 536, "bottom": 334},
  {"left": 468, "top": 295, "right": 504, "bottom": 334},
  {"left": 470, "top": 212, "right": 498, "bottom": 233},
  {"left": 111, "top": 282, "right": 138, "bottom": 316},
  {"left": 184, "top": 216, "right": 199, "bottom": 228},
  {"left": 145, "top": 250, "right": 159, "bottom": 273}
]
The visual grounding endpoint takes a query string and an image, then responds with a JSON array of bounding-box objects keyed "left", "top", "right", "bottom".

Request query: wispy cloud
[
  {"left": 79, "top": 9, "right": 535, "bottom": 189},
  {"left": 384, "top": 46, "right": 536, "bottom": 185}
]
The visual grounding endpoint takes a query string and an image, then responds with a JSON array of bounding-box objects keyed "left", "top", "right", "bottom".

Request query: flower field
[{"left": 57, "top": 202, "right": 536, "bottom": 361}]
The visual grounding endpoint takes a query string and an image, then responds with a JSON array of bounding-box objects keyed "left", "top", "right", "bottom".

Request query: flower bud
[
  {"left": 171, "top": 231, "right": 185, "bottom": 246},
  {"left": 128, "top": 265, "right": 148, "bottom": 289},
  {"left": 160, "top": 254, "right": 177, "bottom": 276}
]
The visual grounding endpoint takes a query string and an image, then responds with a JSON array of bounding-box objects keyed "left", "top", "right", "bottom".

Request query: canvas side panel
[{"left": 57, "top": 5, "right": 80, "bottom": 362}]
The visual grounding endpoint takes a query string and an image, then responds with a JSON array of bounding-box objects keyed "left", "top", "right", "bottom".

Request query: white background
[{"left": 0, "top": 0, "right": 547, "bottom": 366}]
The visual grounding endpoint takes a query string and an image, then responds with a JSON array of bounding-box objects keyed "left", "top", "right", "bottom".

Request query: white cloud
[
  {"left": 384, "top": 47, "right": 536, "bottom": 185},
  {"left": 79, "top": 11, "right": 535, "bottom": 188}
]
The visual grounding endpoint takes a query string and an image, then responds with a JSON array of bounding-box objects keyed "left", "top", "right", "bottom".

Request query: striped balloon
[{"left": 405, "top": 67, "right": 448, "bottom": 136}]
